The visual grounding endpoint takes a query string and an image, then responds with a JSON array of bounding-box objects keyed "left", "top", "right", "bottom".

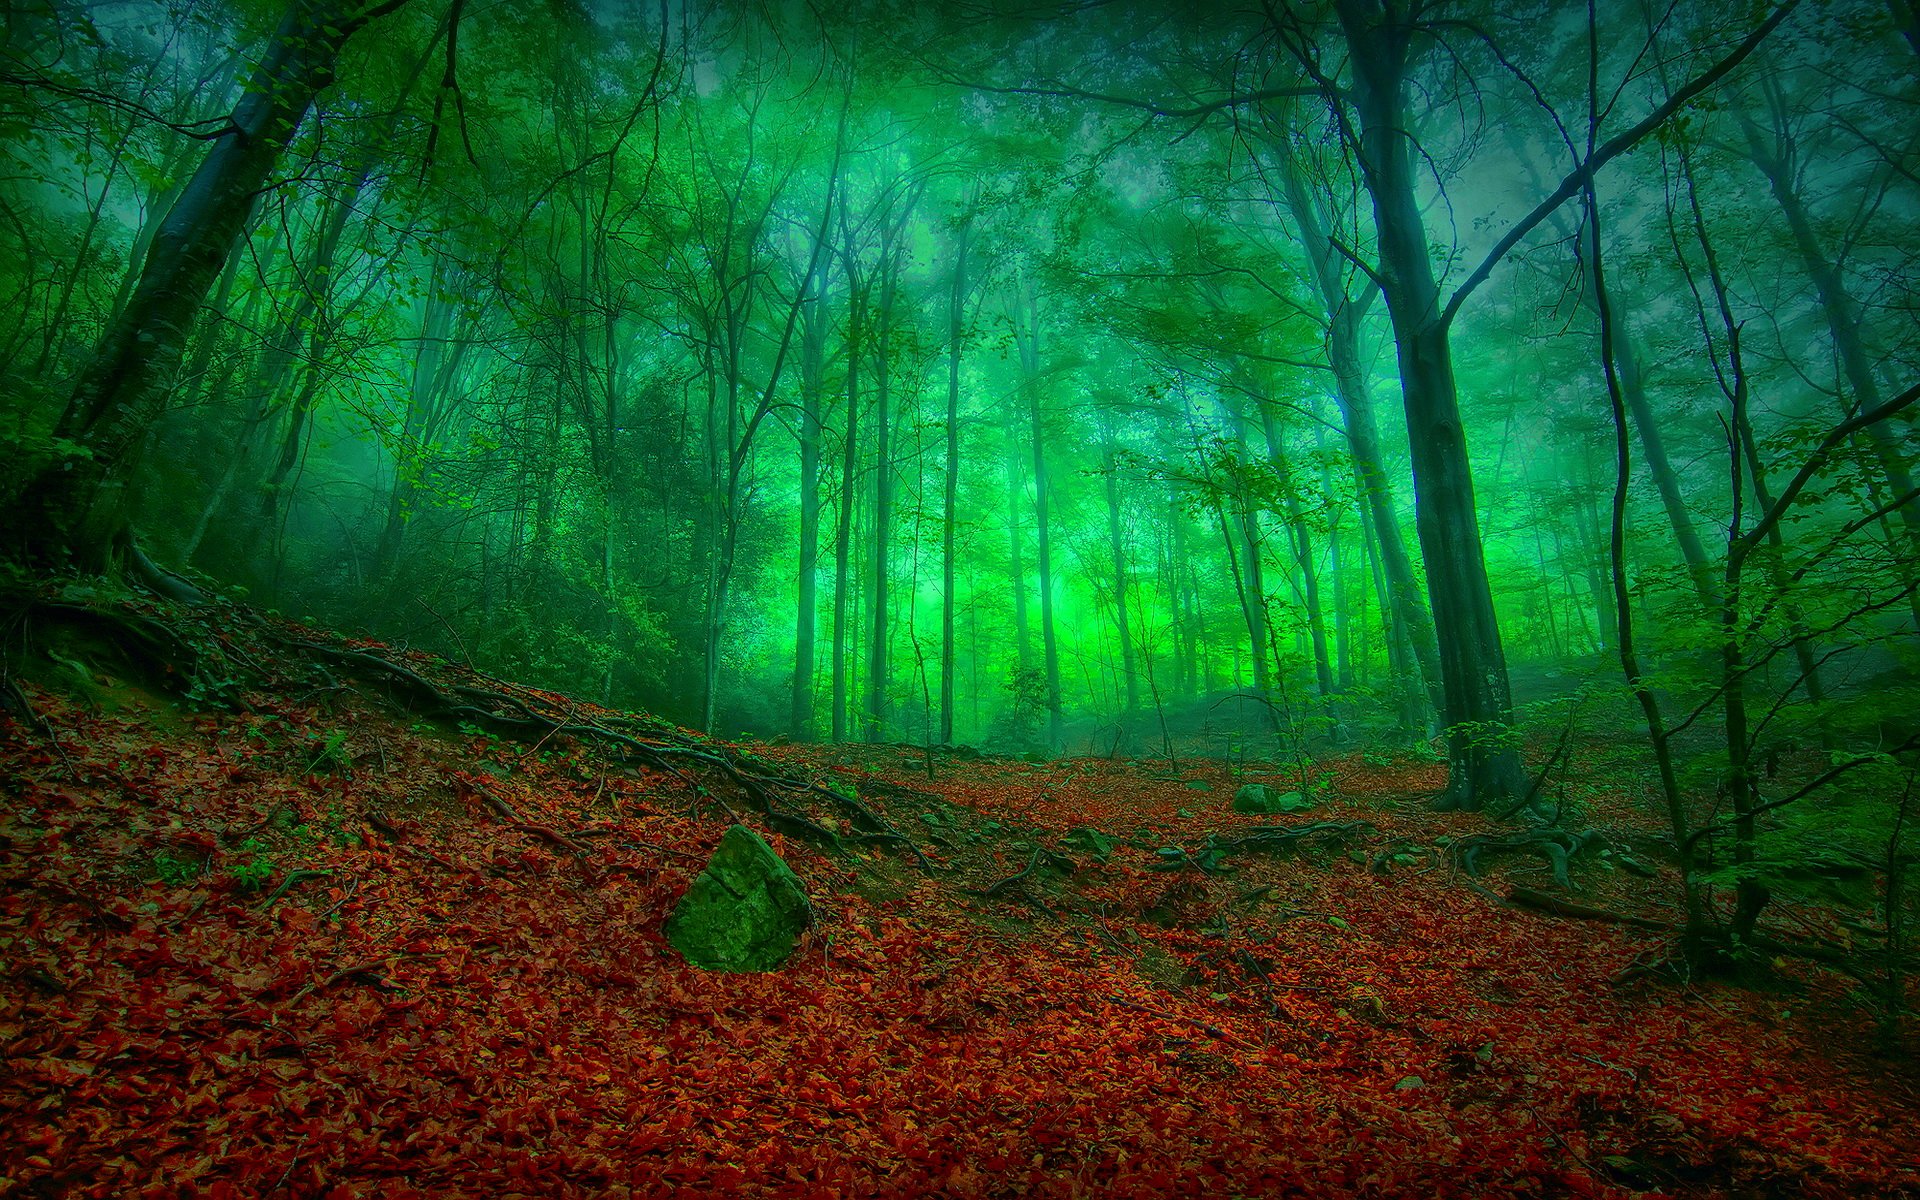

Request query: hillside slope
[{"left": 2, "top": 584, "right": 1916, "bottom": 1198}]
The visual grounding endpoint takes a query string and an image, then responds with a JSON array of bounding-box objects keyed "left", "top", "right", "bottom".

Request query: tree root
[
  {"left": 966, "top": 848, "right": 1054, "bottom": 914},
  {"left": 271, "top": 632, "right": 936, "bottom": 871},
  {"left": 1222, "top": 821, "right": 1375, "bottom": 851},
  {"left": 972, "top": 848, "right": 1044, "bottom": 898},
  {"left": 1451, "top": 828, "right": 1600, "bottom": 889},
  {"left": 1505, "top": 885, "right": 1670, "bottom": 930},
  {"left": 8, "top": 583, "right": 935, "bottom": 875}
]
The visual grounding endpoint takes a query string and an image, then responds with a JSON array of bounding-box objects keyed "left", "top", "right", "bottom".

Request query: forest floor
[{"left": 3, "top": 589, "right": 1919, "bottom": 1198}]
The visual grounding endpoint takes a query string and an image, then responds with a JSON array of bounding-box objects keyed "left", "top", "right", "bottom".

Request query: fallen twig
[
  {"left": 1106, "top": 994, "right": 1234, "bottom": 1043},
  {"left": 259, "top": 870, "right": 332, "bottom": 912},
  {"left": 282, "top": 952, "right": 441, "bottom": 1009}
]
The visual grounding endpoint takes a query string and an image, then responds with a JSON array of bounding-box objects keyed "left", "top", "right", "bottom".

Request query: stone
[
  {"left": 1231, "top": 783, "right": 1312, "bottom": 814},
  {"left": 665, "top": 825, "right": 811, "bottom": 972},
  {"left": 1061, "top": 826, "right": 1120, "bottom": 861}
]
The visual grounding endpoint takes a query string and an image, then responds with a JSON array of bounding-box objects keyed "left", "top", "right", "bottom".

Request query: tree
[{"left": 8, "top": 0, "right": 417, "bottom": 567}]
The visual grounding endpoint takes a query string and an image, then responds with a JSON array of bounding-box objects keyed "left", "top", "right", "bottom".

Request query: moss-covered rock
[
  {"left": 664, "top": 825, "right": 811, "bottom": 972},
  {"left": 1062, "top": 826, "right": 1120, "bottom": 861},
  {"left": 1231, "top": 783, "right": 1312, "bottom": 815}
]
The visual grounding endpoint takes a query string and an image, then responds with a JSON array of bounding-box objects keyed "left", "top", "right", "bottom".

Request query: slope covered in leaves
[{"left": 2, "top": 597, "right": 1917, "bottom": 1198}]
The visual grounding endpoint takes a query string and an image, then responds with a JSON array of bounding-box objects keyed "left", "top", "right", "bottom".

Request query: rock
[
  {"left": 665, "top": 825, "right": 811, "bottom": 972},
  {"left": 1231, "top": 783, "right": 1311, "bottom": 814},
  {"left": 1061, "top": 826, "right": 1119, "bottom": 861},
  {"left": 1183, "top": 779, "right": 1212, "bottom": 792}
]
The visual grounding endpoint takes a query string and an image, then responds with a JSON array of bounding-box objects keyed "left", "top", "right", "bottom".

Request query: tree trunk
[
  {"left": 1276, "top": 145, "right": 1443, "bottom": 727},
  {"left": 1005, "top": 405, "right": 1031, "bottom": 668},
  {"left": 1256, "top": 395, "right": 1335, "bottom": 701},
  {"left": 1102, "top": 425, "right": 1139, "bottom": 712},
  {"left": 1338, "top": 0, "right": 1526, "bottom": 809},
  {"left": 1022, "top": 300, "right": 1063, "bottom": 751},
  {"left": 13, "top": 0, "right": 400, "bottom": 566},
  {"left": 792, "top": 272, "right": 826, "bottom": 741},
  {"left": 831, "top": 281, "right": 862, "bottom": 744},
  {"left": 940, "top": 214, "right": 970, "bottom": 744},
  {"left": 1605, "top": 291, "right": 1717, "bottom": 606},
  {"left": 865, "top": 236, "right": 899, "bottom": 743},
  {"left": 1316, "top": 422, "right": 1353, "bottom": 692},
  {"left": 1214, "top": 490, "right": 1271, "bottom": 700}
]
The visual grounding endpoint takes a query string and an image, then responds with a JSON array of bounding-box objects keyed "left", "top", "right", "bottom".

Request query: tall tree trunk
[
  {"left": 940, "top": 214, "right": 971, "bottom": 744},
  {"left": 1221, "top": 400, "right": 1273, "bottom": 702},
  {"left": 865, "top": 239, "right": 899, "bottom": 743},
  {"left": 1030, "top": 380, "right": 1064, "bottom": 752},
  {"left": 1530, "top": 170, "right": 1718, "bottom": 607},
  {"left": 831, "top": 287, "right": 862, "bottom": 744},
  {"left": 1255, "top": 394, "right": 1335, "bottom": 701},
  {"left": 1016, "top": 284, "right": 1062, "bottom": 749},
  {"left": 1316, "top": 422, "right": 1354, "bottom": 691},
  {"left": 1584, "top": 178, "right": 1706, "bottom": 945},
  {"left": 1276, "top": 144, "right": 1443, "bottom": 727},
  {"left": 1572, "top": 466, "right": 1620, "bottom": 655},
  {"left": 1214, "top": 492, "right": 1270, "bottom": 700},
  {"left": 1603, "top": 289, "right": 1716, "bottom": 605},
  {"left": 1337, "top": 0, "right": 1527, "bottom": 810},
  {"left": 1102, "top": 426, "right": 1139, "bottom": 712},
  {"left": 1168, "top": 502, "right": 1195, "bottom": 696},
  {"left": 792, "top": 275, "right": 826, "bottom": 741},
  {"left": 1005, "top": 407, "right": 1030, "bottom": 668},
  {"left": 11, "top": 0, "right": 405, "bottom": 566}
]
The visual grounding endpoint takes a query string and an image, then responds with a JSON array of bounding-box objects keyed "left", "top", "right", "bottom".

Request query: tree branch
[{"left": 1441, "top": 0, "right": 1800, "bottom": 328}]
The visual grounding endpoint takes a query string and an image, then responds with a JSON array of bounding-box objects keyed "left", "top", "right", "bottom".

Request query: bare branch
[{"left": 1441, "top": 0, "right": 1800, "bottom": 329}]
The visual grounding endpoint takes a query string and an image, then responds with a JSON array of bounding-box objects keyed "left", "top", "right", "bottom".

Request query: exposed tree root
[
  {"left": 965, "top": 848, "right": 1056, "bottom": 914},
  {"left": 1, "top": 582, "right": 938, "bottom": 874},
  {"left": 258, "top": 870, "right": 333, "bottom": 913},
  {"left": 1451, "top": 828, "right": 1600, "bottom": 888},
  {"left": 971, "top": 848, "right": 1045, "bottom": 898},
  {"left": 1139, "top": 821, "right": 1377, "bottom": 875},
  {"left": 1505, "top": 885, "right": 1670, "bottom": 930},
  {"left": 1219, "top": 821, "right": 1376, "bottom": 855},
  {"left": 254, "top": 630, "right": 938, "bottom": 868}
]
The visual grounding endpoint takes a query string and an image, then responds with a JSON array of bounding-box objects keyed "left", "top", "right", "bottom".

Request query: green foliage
[
  {"left": 1442, "top": 718, "right": 1522, "bottom": 760},
  {"left": 986, "top": 665, "right": 1050, "bottom": 749},
  {"left": 149, "top": 848, "right": 206, "bottom": 886},
  {"left": 226, "top": 838, "right": 275, "bottom": 893},
  {"left": 300, "top": 729, "right": 351, "bottom": 776}
]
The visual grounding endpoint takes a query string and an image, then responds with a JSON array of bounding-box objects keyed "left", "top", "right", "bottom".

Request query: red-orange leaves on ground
[{"left": 2, "top": 685, "right": 1918, "bottom": 1198}]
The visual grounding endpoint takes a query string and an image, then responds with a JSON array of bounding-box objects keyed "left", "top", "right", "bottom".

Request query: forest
[{"left": 2, "top": 0, "right": 1919, "bottom": 1195}]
